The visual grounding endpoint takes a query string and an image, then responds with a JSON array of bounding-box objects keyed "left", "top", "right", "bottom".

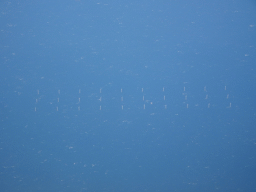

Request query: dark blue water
[{"left": 1, "top": 0, "right": 256, "bottom": 191}]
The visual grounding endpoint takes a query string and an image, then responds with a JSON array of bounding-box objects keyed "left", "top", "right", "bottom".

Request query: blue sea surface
[{"left": 0, "top": 0, "right": 256, "bottom": 192}]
